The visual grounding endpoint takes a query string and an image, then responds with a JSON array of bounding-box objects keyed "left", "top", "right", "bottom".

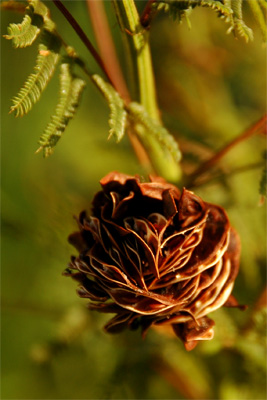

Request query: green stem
[
  {"left": 120, "top": 0, "right": 159, "bottom": 120},
  {"left": 113, "top": 0, "right": 181, "bottom": 182},
  {"left": 247, "top": 0, "right": 267, "bottom": 42}
]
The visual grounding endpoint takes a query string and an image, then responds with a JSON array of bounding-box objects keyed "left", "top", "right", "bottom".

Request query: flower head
[{"left": 65, "top": 172, "right": 243, "bottom": 350}]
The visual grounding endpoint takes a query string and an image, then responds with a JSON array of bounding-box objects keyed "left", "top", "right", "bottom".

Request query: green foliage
[
  {"left": 2, "top": 1, "right": 266, "bottom": 399},
  {"left": 3, "top": 13, "right": 41, "bottom": 48},
  {"left": 3, "top": 0, "right": 51, "bottom": 48},
  {"left": 247, "top": 0, "right": 267, "bottom": 42},
  {"left": 91, "top": 74, "right": 127, "bottom": 143},
  {"left": 229, "top": 0, "right": 254, "bottom": 42},
  {"left": 128, "top": 102, "right": 181, "bottom": 162},
  {"left": 10, "top": 31, "right": 61, "bottom": 117},
  {"left": 37, "top": 62, "right": 86, "bottom": 157},
  {"left": 155, "top": 0, "right": 256, "bottom": 41}
]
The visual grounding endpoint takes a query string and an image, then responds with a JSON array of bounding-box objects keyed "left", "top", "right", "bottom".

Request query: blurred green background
[{"left": 1, "top": 1, "right": 266, "bottom": 399}]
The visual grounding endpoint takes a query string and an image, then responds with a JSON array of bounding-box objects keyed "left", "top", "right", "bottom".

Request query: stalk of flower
[{"left": 64, "top": 172, "right": 244, "bottom": 351}]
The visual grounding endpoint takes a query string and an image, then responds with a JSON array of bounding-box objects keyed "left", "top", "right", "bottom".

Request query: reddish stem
[
  {"left": 85, "top": 0, "right": 154, "bottom": 172},
  {"left": 86, "top": 0, "right": 130, "bottom": 103},
  {"left": 52, "top": 0, "right": 114, "bottom": 85},
  {"left": 140, "top": 0, "right": 157, "bottom": 28},
  {"left": 187, "top": 114, "right": 267, "bottom": 185}
]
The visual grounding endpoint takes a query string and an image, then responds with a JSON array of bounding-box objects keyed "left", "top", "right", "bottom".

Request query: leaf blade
[
  {"left": 10, "top": 31, "right": 61, "bottom": 117},
  {"left": 4, "top": 12, "right": 40, "bottom": 48},
  {"left": 38, "top": 62, "right": 86, "bottom": 157},
  {"left": 91, "top": 74, "right": 127, "bottom": 143},
  {"left": 128, "top": 102, "right": 181, "bottom": 163}
]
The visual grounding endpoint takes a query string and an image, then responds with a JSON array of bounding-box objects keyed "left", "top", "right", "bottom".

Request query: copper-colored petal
[
  {"left": 107, "top": 287, "right": 178, "bottom": 315},
  {"left": 178, "top": 188, "right": 206, "bottom": 228},
  {"left": 103, "top": 312, "right": 136, "bottom": 334},
  {"left": 66, "top": 172, "right": 243, "bottom": 349},
  {"left": 88, "top": 302, "right": 122, "bottom": 313},
  {"left": 172, "top": 316, "right": 215, "bottom": 351},
  {"left": 223, "top": 294, "right": 247, "bottom": 310},
  {"left": 68, "top": 231, "right": 88, "bottom": 253},
  {"left": 76, "top": 282, "right": 109, "bottom": 302}
]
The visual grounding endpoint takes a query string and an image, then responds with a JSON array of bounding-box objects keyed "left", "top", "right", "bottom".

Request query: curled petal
[
  {"left": 66, "top": 172, "right": 243, "bottom": 350},
  {"left": 172, "top": 316, "right": 215, "bottom": 351}
]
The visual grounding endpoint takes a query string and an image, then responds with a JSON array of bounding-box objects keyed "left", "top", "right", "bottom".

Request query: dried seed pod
[{"left": 65, "top": 172, "right": 243, "bottom": 350}]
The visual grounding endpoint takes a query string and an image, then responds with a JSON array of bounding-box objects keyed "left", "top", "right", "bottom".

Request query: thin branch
[
  {"left": 187, "top": 114, "right": 267, "bottom": 186},
  {"left": 52, "top": 0, "right": 114, "bottom": 85},
  {"left": 86, "top": 0, "right": 131, "bottom": 103},
  {"left": 140, "top": 0, "right": 158, "bottom": 28},
  {"left": 86, "top": 0, "right": 155, "bottom": 172},
  {"left": 113, "top": 0, "right": 181, "bottom": 182},
  {"left": 151, "top": 354, "right": 209, "bottom": 399},
  {"left": 188, "top": 161, "right": 265, "bottom": 189},
  {"left": 241, "top": 286, "right": 267, "bottom": 334}
]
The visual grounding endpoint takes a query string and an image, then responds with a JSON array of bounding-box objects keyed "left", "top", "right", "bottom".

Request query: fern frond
[
  {"left": 37, "top": 63, "right": 86, "bottom": 157},
  {"left": 10, "top": 33, "right": 61, "bottom": 117},
  {"left": 199, "top": 0, "right": 233, "bottom": 19},
  {"left": 91, "top": 74, "right": 127, "bottom": 143},
  {"left": 30, "top": 0, "right": 49, "bottom": 18},
  {"left": 3, "top": 9, "right": 41, "bottom": 48},
  {"left": 128, "top": 102, "right": 181, "bottom": 163},
  {"left": 247, "top": 0, "right": 266, "bottom": 42},
  {"left": 3, "top": 0, "right": 54, "bottom": 48},
  {"left": 228, "top": 0, "right": 254, "bottom": 42},
  {"left": 155, "top": 1, "right": 194, "bottom": 24},
  {"left": 229, "top": 18, "right": 254, "bottom": 42},
  {"left": 156, "top": 0, "right": 254, "bottom": 41}
]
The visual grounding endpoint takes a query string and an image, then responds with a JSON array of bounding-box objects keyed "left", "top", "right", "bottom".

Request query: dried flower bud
[{"left": 65, "top": 172, "right": 243, "bottom": 350}]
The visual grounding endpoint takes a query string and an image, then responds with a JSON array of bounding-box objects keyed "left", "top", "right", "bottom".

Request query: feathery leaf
[
  {"left": 247, "top": 0, "right": 266, "bottom": 42},
  {"left": 3, "top": 0, "right": 51, "bottom": 48},
  {"left": 37, "top": 62, "right": 86, "bottom": 157},
  {"left": 3, "top": 7, "right": 41, "bottom": 48},
  {"left": 228, "top": 0, "right": 254, "bottom": 42},
  {"left": 10, "top": 31, "right": 61, "bottom": 117},
  {"left": 128, "top": 102, "right": 181, "bottom": 163},
  {"left": 91, "top": 74, "right": 127, "bottom": 143},
  {"left": 156, "top": 0, "right": 254, "bottom": 41}
]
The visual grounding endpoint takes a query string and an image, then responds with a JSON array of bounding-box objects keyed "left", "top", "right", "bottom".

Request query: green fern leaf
[
  {"left": 229, "top": 18, "right": 254, "bottom": 42},
  {"left": 155, "top": 1, "right": 194, "bottom": 24},
  {"left": 30, "top": 0, "right": 49, "bottom": 17},
  {"left": 3, "top": 0, "right": 54, "bottom": 48},
  {"left": 128, "top": 102, "right": 181, "bottom": 163},
  {"left": 228, "top": 0, "right": 254, "bottom": 42},
  {"left": 3, "top": 9, "right": 41, "bottom": 48},
  {"left": 199, "top": 0, "right": 233, "bottom": 18},
  {"left": 91, "top": 74, "right": 127, "bottom": 143},
  {"left": 37, "top": 62, "right": 86, "bottom": 157},
  {"left": 247, "top": 0, "right": 266, "bottom": 42},
  {"left": 156, "top": 0, "right": 254, "bottom": 41},
  {"left": 10, "top": 33, "right": 61, "bottom": 117}
]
